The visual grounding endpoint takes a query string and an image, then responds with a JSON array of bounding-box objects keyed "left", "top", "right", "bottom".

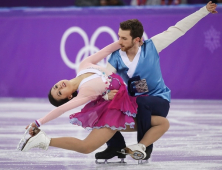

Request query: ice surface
[{"left": 0, "top": 98, "right": 222, "bottom": 170}]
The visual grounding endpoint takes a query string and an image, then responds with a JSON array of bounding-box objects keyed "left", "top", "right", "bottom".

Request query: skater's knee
[
  {"left": 82, "top": 149, "right": 92, "bottom": 154},
  {"left": 151, "top": 116, "right": 169, "bottom": 130},
  {"left": 163, "top": 119, "right": 170, "bottom": 132},
  {"left": 81, "top": 147, "right": 95, "bottom": 154},
  {"left": 158, "top": 117, "right": 170, "bottom": 132},
  {"left": 80, "top": 141, "right": 97, "bottom": 154}
]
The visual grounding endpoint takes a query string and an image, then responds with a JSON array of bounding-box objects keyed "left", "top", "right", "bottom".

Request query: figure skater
[
  {"left": 21, "top": 41, "right": 170, "bottom": 161},
  {"left": 96, "top": 1, "right": 218, "bottom": 162}
]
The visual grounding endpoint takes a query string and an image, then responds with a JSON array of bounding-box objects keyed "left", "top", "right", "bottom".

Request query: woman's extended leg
[{"left": 50, "top": 128, "right": 117, "bottom": 154}]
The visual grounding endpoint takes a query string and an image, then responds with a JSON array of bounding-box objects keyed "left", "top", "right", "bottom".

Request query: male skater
[{"left": 95, "top": 1, "right": 218, "bottom": 163}]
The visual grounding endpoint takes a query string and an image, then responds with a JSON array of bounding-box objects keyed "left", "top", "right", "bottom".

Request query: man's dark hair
[
  {"left": 48, "top": 88, "right": 78, "bottom": 107},
  {"left": 120, "top": 19, "right": 144, "bottom": 39}
]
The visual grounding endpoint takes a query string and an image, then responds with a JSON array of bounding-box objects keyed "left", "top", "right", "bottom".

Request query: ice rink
[{"left": 0, "top": 98, "right": 222, "bottom": 170}]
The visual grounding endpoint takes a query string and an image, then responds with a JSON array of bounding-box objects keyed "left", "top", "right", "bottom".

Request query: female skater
[{"left": 22, "top": 41, "right": 170, "bottom": 160}]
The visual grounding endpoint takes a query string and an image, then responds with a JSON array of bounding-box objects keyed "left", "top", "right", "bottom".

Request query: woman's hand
[
  {"left": 206, "top": 1, "right": 218, "bottom": 14},
  {"left": 108, "top": 90, "right": 118, "bottom": 100},
  {"left": 25, "top": 122, "right": 38, "bottom": 136}
]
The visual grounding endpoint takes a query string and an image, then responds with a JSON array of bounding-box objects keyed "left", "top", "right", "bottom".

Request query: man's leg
[
  {"left": 95, "top": 96, "right": 169, "bottom": 161},
  {"left": 95, "top": 131, "right": 126, "bottom": 160},
  {"left": 107, "top": 131, "right": 126, "bottom": 148},
  {"left": 136, "top": 96, "right": 170, "bottom": 159},
  {"left": 136, "top": 99, "right": 153, "bottom": 158}
]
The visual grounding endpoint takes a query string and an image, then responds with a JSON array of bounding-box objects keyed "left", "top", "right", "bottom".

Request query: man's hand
[
  {"left": 108, "top": 90, "right": 118, "bottom": 100},
  {"left": 206, "top": 1, "right": 218, "bottom": 14}
]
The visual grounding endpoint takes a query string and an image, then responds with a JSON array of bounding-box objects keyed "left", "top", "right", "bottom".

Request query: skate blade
[
  {"left": 120, "top": 148, "right": 144, "bottom": 160},
  {"left": 95, "top": 158, "right": 126, "bottom": 164},
  {"left": 17, "top": 124, "right": 33, "bottom": 151},
  {"left": 17, "top": 139, "right": 26, "bottom": 151},
  {"left": 138, "top": 159, "right": 149, "bottom": 164}
]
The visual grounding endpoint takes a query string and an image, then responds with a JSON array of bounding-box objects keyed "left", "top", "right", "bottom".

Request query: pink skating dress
[
  {"left": 37, "top": 42, "right": 138, "bottom": 130},
  {"left": 69, "top": 72, "right": 138, "bottom": 130}
]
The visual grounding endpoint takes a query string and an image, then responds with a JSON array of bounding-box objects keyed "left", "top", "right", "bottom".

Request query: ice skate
[
  {"left": 17, "top": 123, "right": 41, "bottom": 151},
  {"left": 137, "top": 147, "right": 153, "bottom": 164},
  {"left": 120, "top": 144, "right": 146, "bottom": 161},
  {"left": 95, "top": 147, "right": 126, "bottom": 164},
  {"left": 20, "top": 129, "right": 50, "bottom": 152}
]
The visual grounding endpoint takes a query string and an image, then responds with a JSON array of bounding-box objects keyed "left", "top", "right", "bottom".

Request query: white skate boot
[
  {"left": 121, "top": 143, "right": 146, "bottom": 160},
  {"left": 22, "top": 131, "right": 51, "bottom": 152}
]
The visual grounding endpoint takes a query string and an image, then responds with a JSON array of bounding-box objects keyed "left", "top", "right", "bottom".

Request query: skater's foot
[
  {"left": 143, "top": 147, "right": 153, "bottom": 160},
  {"left": 95, "top": 147, "right": 126, "bottom": 164},
  {"left": 95, "top": 147, "right": 126, "bottom": 159},
  {"left": 137, "top": 147, "right": 152, "bottom": 164},
  {"left": 22, "top": 131, "right": 51, "bottom": 152},
  {"left": 121, "top": 143, "right": 146, "bottom": 160}
]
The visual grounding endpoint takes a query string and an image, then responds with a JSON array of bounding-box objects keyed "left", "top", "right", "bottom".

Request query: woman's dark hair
[{"left": 48, "top": 88, "right": 78, "bottom": 107}]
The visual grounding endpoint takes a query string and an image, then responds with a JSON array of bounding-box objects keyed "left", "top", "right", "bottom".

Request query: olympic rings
[{"left": 60, "top": 26, "right": 148, "bottom": 72}]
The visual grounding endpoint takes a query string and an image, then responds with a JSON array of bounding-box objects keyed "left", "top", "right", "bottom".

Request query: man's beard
[{"left": 121, "top": 41, "right": 134, "bottom": 52}]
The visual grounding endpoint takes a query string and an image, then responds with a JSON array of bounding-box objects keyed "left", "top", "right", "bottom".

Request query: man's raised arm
[{"left": 151, "top": 1, "right": 217, "bottom": 53}]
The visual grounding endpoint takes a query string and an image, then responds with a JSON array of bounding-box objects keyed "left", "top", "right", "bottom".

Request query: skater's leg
[
  {"left": 106, "top": 131, "right": 126, "bottom": 148},
  {"left": 136, "top": 96, "right": 170, "bottom": 140},
  {"left": 50, "top": 128, "right": 117, "bottom": 154},
  {"left": 146, "top": 96, "right": 170, "bottom": 118},
  {"left": 136, "top": 96, "right": 170, "bottom": 158},
  {"left": 136, "top": 98, "right": 152, "bottom": 151},
  {"left": 121, "top": 116, "right": 169, "bottom": 144},
  {"left": 139, "top": 116, "right": 170, "bottom": 147},
  {"left": 95, "top": 131, "right": 126, "bottom": 160},
  {"left": 121, "top": 116, "right": 169, "bottom": 160}
]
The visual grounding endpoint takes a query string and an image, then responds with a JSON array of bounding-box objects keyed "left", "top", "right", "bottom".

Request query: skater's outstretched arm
[
  {"left": 39, "top": 43, "right": 121, "bottom": 124},
  {"left": 26, "top": 86, "right": 98, "bottom": 134},
  {"left": 151, "top": 1, "right": 217, "bottom": 53},
  {"left": 38, "top": 91, "right": 91, "bottom": 125},
  {"left": 79, "top": 42, "right": 120, "bottom": 69}
]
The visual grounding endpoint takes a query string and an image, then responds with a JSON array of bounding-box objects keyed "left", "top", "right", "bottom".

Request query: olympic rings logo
[{"left": 60, "top": 26, "right": 148, "bottom": 72}]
